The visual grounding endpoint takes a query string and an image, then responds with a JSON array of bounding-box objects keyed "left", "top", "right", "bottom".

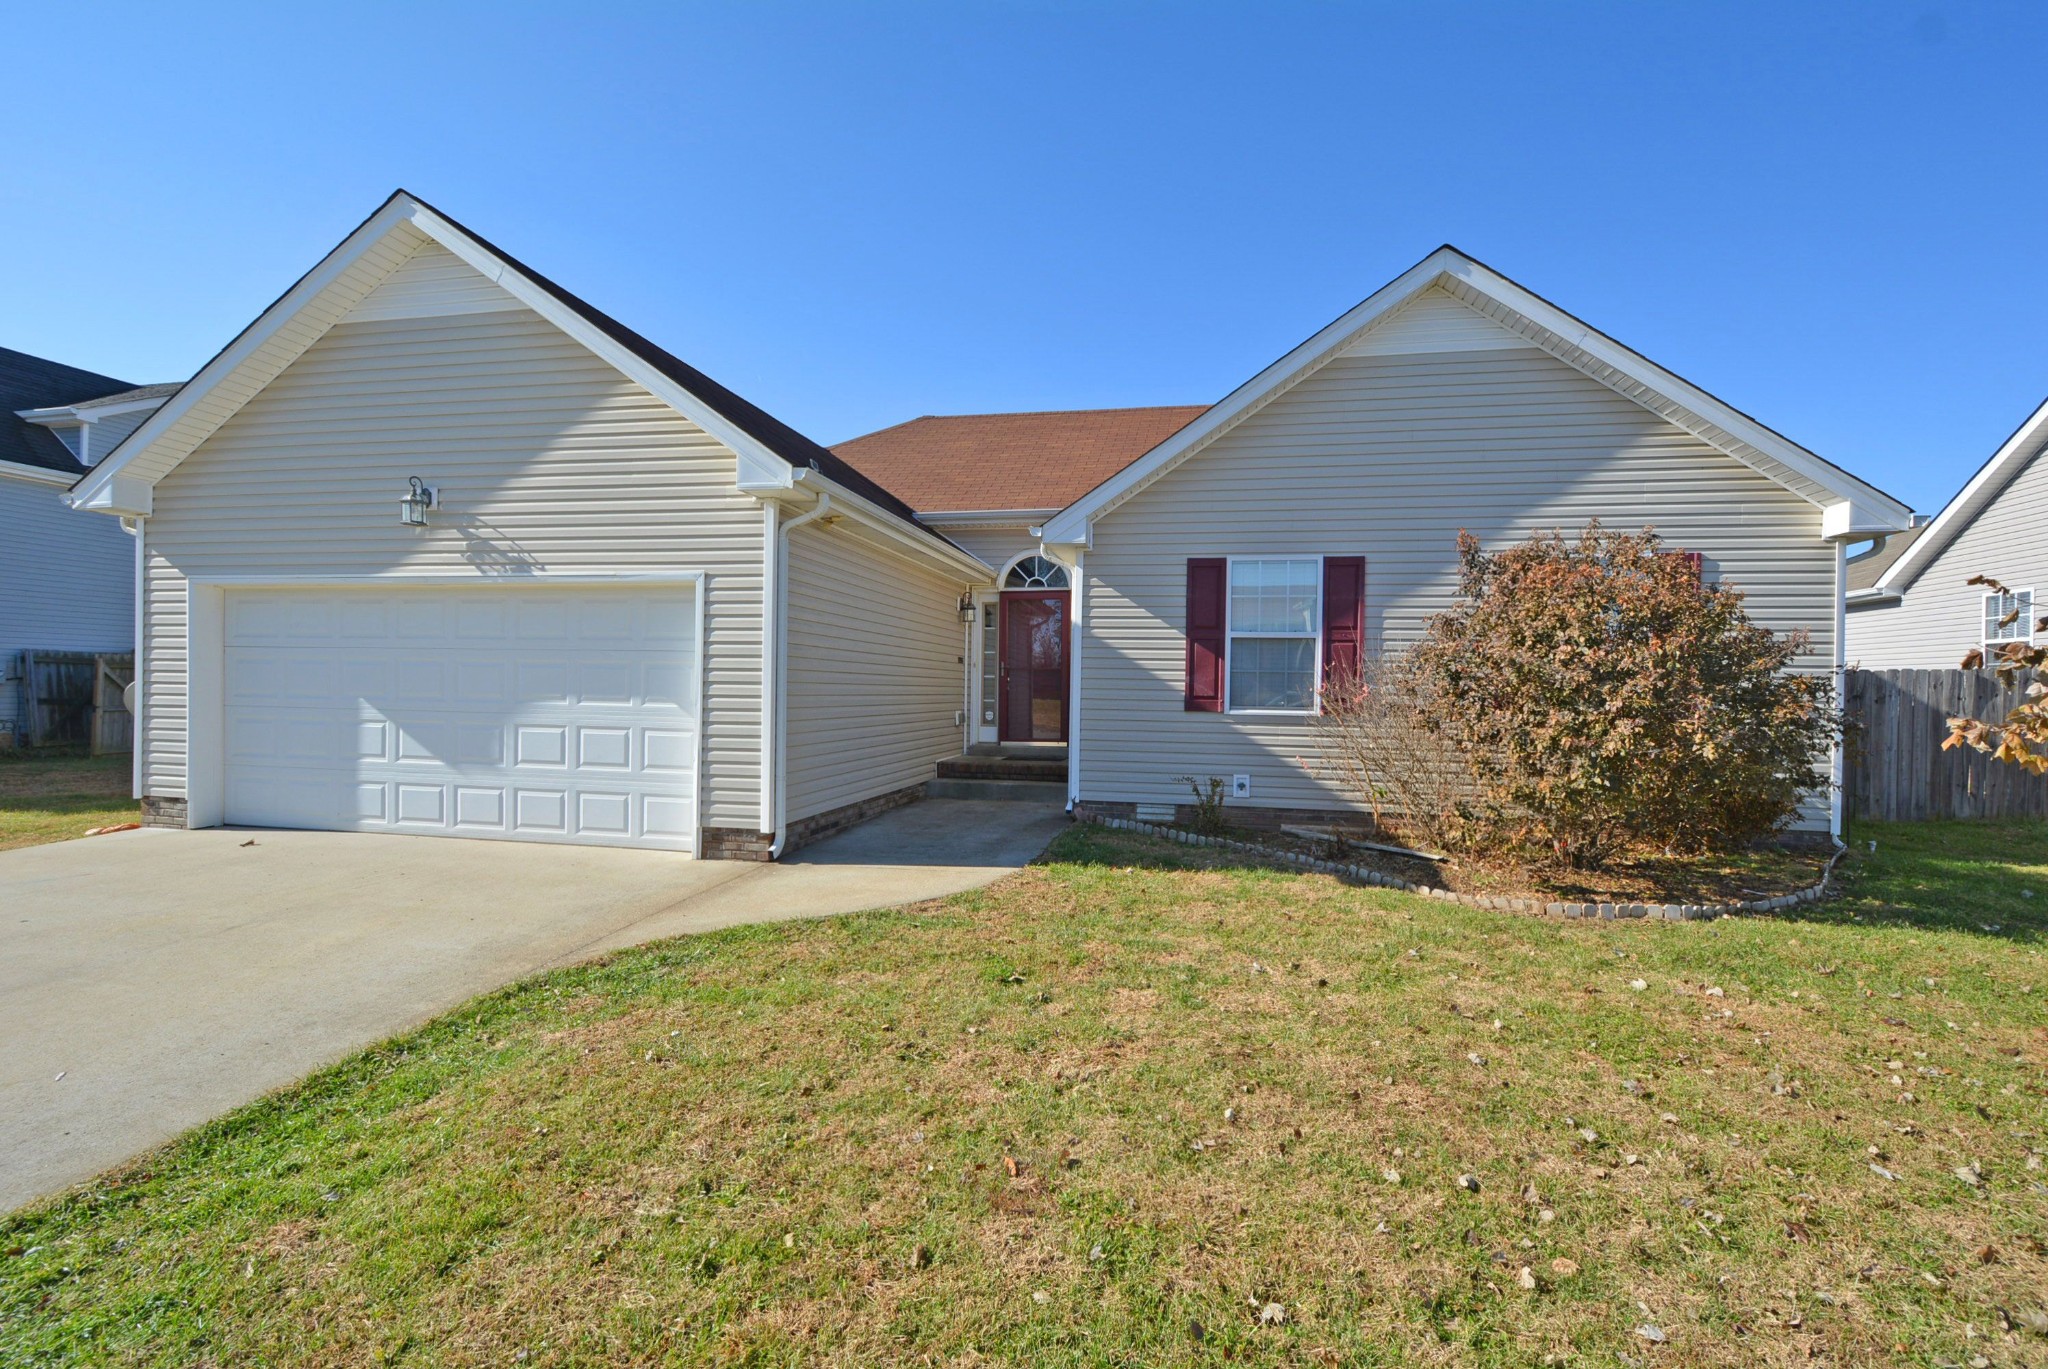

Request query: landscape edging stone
[{"left": 1081, "top": 815, "right": 1848, "bottom": 921}]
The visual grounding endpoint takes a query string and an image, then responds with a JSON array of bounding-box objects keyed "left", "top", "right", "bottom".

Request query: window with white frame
[
  {"left": 1228, "top": 557, "right": 1321, "bottom": 711},
  {"left": 1984, "top": 587, "right": 2035, "bottom": 646},
  {"left": 1004, "top": 555, "right": 1068, "bottom": 589}
]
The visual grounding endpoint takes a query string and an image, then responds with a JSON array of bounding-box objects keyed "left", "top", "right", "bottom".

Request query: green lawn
[
  {"left": 2, "top": 820, "right": 2044, "bottom": 1367},
  {"left": 0, "top": 750, "right": 138, "bottom": 852}
]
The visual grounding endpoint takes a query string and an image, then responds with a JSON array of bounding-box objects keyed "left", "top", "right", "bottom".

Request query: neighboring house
[
  {"left": 1, "top": 347, "right": 174, "bottom": 743},
  {"left": 1845, "top": 395, "right": 2048, "bottom": 668},
  {"left": 72, "top": 190, "right": 1908, "bottom": 856}
]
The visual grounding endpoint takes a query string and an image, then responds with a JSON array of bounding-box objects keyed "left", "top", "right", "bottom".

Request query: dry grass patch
[{"left": 3, "top": 820, "right": 2046, "bottom": 1367}]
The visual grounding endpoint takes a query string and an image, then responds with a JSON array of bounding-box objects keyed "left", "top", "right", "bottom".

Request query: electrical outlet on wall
[{"left": 1232, "top": 774, "right": 1252, "bottom": 799}]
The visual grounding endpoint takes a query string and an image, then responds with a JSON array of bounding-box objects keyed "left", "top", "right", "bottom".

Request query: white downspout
[
  {"left": 757, "top": 502, "right": 779, "bottom": 841},
  {"left": 767, "top": 492, "right": 833, "bottom": 858},
  {"left": 1830, "top": 538, "right": 1847, "bottom": 843},
  {"left": 1067, "top": 548, "right": 1083, "bottom": 813},
  {"left": 125, "top": 516, "right": 144, "bottom": 800}
]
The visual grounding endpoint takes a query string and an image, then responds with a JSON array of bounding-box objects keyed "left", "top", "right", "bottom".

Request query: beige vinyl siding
[
  {"left": 928, "top": 524, "right": 1035, "bottom": 576},
  {"left": 1080, "top": 341, "right": 1838, "bottom": 831},
  {"left": 1846, "top": 441, "right": 2048, "bottom": 668},
  {"left": 783, "top": 523, "right": 967, "bottom": 820},
  {"left": 140, "top": 303, "right": 767, "bottom": 829},
  {"left": 0, "top": 475, "right": 134, "bottom": 731}
]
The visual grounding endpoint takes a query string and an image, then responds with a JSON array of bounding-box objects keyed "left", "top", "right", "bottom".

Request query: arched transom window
[{"left": 1004, "top": 555, "right": 1069, "bottom": 590}]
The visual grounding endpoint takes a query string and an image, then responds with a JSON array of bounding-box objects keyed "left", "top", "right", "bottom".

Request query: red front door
[{"left": 999, "top": 592, "right": 1069, "bottom": 742}]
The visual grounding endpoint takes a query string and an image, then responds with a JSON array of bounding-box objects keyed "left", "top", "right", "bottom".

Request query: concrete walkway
[{"left": 0, "top": 799, "right": 1067, "bottom": 1212}]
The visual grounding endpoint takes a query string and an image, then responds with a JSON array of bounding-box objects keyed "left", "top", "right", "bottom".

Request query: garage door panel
[{"left": 222, "top": 586, "right": 696, "bottom": 852}]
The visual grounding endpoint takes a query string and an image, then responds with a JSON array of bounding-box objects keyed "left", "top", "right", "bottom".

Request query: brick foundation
[
  {"left": 140, "top": 795, "right": 188, "bottom": 829},
  {"left": 701, "top": 781, "right": 930, "bottom": 862},
  {"left": 782, "top": 781, "right": 928, "bottom": 855},
  {"left": 1076, "top": 800, "right": 1833, "bottom": 852},
  {"left": 700, "top": 827, "right": 774, "bottom": 862},
  {"left": 1073, "top": 799, "right": 1372, "bottom": 836}
]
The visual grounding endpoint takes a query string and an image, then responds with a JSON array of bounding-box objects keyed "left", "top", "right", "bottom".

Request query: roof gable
[
  {"left": 1867, "top": 394, "right": 2048, "bottom": 594},
  {"left": 1042, "top": 247, "right": 1910, "bottom": 546},
  {"left": 1339, "top": 285, "right": 1539, "bottom": 357},
  {"left": 70, "top": 191, "right": 926, "bottom": 529}
]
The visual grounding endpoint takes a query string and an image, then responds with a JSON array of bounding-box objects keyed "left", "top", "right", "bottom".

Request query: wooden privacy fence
[
  {"left": 13, "top": 650, "right": 133, "bottom": 752},
  {"left": 1844, "top": 667, "right": 2048, "bottom": 821},
  {"left": 93, "top": 654, "right": 134, "bottom": 754}
]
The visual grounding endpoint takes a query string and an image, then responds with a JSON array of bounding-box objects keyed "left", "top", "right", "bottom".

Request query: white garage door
[{"left": 222, "top": 584, "right": 698, "bottom": 851}]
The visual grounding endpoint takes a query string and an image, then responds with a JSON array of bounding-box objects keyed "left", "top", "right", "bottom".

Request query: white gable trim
[
  {"left": 402, "top": 202, "right": 806, "bottom": 493},
  {"left": 68, "top": 196, "right": 422, "bottom": 515},
  {"left": 1042, "top": 246, "right": 1910, "bottom": 546},
  {"left": 1872, "top": 393, "right": 2048, "bottom": 594},
  {"left": 69, "top": 192, "right": 807, "bottom": 517}
]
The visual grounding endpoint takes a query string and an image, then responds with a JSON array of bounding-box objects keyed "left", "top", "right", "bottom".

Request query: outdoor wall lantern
[
  {"left": 958, "top": 592, "right": 976, "bottom": 623},
  {"left": 399, "top": 476, "right": 437, "bottom": 526}
]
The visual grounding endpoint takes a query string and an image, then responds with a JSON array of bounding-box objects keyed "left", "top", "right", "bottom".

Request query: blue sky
[{"left": 6, "top": 2, "right": 2046, "bottom": 514}]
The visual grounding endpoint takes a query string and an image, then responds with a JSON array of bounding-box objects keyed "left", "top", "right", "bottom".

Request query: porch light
[
  {"left": 399, "top": 477, "right": 434, "bottom": 526},
  {"left": 958, "top": 592, "right": 975, "bottom": 623}
]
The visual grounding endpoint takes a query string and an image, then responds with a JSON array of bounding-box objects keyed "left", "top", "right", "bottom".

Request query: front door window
[
  {"left": 978, "top": 602, "right": 999, "bottom": 734},
  {"left": 999, "top": 592, "right": 1068, "bottom": 742}
]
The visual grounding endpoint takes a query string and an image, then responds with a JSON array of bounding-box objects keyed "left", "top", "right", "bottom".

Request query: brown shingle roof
[{"left": 831, "top": 405, "right": 1210, "bottom": 515}]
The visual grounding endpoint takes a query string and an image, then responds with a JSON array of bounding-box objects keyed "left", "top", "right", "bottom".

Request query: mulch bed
[{"left": 1203, "top": 822, "right": 1830, "bottom": 907}]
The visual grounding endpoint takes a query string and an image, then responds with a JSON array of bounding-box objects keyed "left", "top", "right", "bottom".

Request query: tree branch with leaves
[{"left": 1943, "top": 574, "right": 2048, "bottom": 774}]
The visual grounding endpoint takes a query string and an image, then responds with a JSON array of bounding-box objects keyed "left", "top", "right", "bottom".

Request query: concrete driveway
[{"left": 0, "top": 799, "right": 1067, "bottom": 1212}]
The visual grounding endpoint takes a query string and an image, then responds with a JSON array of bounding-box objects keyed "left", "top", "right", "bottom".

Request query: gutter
[
  {"left": 765, "top": 490, "right": 834, "bottom": 859},
  {"left": 0, "top": 460, "right": 78, "bottom": 487},
  {"left": 787, "top": 468, "right": 992, "bottom": 580}
]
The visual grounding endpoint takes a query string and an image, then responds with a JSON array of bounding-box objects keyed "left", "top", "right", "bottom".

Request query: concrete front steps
[{"left": 929, "top": 745, "right": 1068, "bottom": 803}]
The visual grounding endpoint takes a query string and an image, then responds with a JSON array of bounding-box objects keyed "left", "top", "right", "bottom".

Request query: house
[
  {"left": 71, "top": 190, "right": 1908, "bottom": 855},
  {"left": 1845, "top": 394, "right": 2048, "bottom": 668},
  {"left": 2, "top": 347, "right": 174, "bottom": 744}
]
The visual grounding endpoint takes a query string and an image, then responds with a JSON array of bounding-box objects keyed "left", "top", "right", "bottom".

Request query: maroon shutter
[
  {"left": 1662, "top": 550, "right": 1704, "bottom": 580},
  {"left": 1322, "top": 556, "right": 1365, "bottom": 698},
  {"left": 1185, "top": 557, "right": 1226, "bottom": 712}
]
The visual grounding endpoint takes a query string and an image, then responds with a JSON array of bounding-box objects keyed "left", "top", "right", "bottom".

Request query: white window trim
[
  {"left": 1224, "top": 554, "right": 1323, "bottom": 716},
  {"left": 998, "top": 551, "right": 1070, "bottom": 591},
  {"left": 1983, "top": 586, "right": 2036, "bottom": 646}
]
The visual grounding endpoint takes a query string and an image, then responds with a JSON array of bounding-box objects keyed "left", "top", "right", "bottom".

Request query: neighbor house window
[
  {"left": 1984, "top": 587, "right": 2035, "bottom": 646},
  {"left": 1227, "top": 558, "right": 1321, "bottom": 711}
]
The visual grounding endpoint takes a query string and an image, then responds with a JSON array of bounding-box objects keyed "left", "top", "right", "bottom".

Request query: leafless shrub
[{"left": 1310, "top": 654, "right": 1469, "bottom": 852}]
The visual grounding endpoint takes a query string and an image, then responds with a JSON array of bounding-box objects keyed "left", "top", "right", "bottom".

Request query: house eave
[
  {"left": 0, "top": 458, "right": 80, "bottom": 488},
  {"left": 1044, "top": 246, "right": 1911, "bottom": 546},
  {"left": 775, "top": 469, "right": 995, "bottom": 582},
  {"left": 1873, "top": 392, "right": 2048, "bottom": 594},
  {"left": 917, "top": 507, "right": 1061, "bottom": 527}
]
